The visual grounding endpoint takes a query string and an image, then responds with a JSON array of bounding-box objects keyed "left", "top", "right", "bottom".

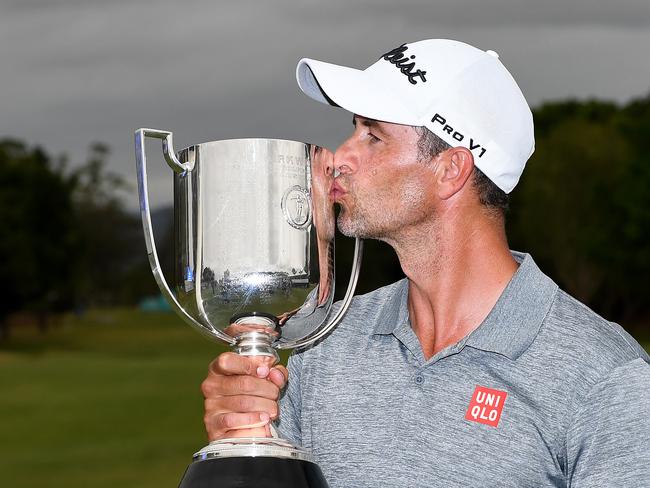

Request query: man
[{"left": 201, "top": 39, "right": 650, "bottom": 487}]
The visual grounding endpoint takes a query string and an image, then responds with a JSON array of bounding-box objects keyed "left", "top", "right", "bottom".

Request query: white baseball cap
[{"left": 296, "top": 39, "right": 534, "bottom": 193}]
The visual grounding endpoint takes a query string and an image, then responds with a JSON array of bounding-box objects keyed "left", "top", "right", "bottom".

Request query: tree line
[
  {"left": 0, "top": 142, "right": 165, "bottom": 338},
  {"left": 1, "top": 94, "right": 649, "bottom": 338}
]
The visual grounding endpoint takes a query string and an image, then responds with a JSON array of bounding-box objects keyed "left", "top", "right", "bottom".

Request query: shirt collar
[
  {"left": 371, "top": 278, "right": 410, "bottom": 335},
  {"left": 464, "top": 252, "right": 558, "bottom": 360},
  {"left": 371, "top": 252, "right": 558, "bottom": 360}
]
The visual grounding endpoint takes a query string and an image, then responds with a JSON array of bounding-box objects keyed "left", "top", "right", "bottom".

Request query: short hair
[{"left": 414, "top": 126, "right": 509, "bottom": 213}]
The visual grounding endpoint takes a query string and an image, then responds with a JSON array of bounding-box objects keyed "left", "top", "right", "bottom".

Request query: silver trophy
[{"left": 135, "top": 129, "right": 362, "bottom": 487}]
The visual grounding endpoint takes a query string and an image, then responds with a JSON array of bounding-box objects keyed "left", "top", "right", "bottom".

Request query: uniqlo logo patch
[{"left": 465, "top": 385, "right": 508, "bottom": 428}]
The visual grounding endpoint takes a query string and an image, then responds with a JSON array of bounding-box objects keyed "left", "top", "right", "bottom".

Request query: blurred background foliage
[
  {"left": 1, "top": 96, "right": 649, "bottom": 487},
  {"left": 509, "top": 97, "right": 650, "bottom": 330},
  {"left": 0, "top": 141, "right": 167, "bottom": 339}
]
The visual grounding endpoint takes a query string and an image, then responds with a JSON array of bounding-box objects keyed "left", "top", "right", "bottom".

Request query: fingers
[
  {"left": 209, "top": 352, "right": 274, "bottom": 377},
  {"left": 268, "top": 365, "right": 288, "bottom": 389},
  {"left": 221, "top": 427, "right": 270, "bottom": 439},
  {"left": 202, "top": 372, "right": 282, "bottom": 401},
  {"left": 204, "top": 411, "right": 271, "bottom": 441},
  {"left": 205, "top": 353, "right": 288, "bottom": 395},
  {"left": 204, "top": 395, "right": 279, "bottom": 420},
  {"left": 202, "top": 352, "right": 289, "bottom": 442}
]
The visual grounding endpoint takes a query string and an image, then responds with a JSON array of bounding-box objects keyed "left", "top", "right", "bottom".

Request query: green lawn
[
  {"left": 0, "top": 309, "right": 228, "bottom": 488},
  {"left": 1, "top": 309, "right": 648, "bottom": 487}
]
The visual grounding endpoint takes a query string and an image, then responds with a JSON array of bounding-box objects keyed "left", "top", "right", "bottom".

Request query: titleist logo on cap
[{"left": 381, "top": 44, "right": 427, "bottom": 85}]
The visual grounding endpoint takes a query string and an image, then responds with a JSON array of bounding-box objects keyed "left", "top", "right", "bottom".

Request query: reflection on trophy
[{"left": 134, "top": 129, "right": 363, "bottom": 487}]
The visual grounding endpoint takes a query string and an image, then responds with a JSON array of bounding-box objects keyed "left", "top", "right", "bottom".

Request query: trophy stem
[{"left": 232, "top": 328, "right": 280, "bottom": 364}]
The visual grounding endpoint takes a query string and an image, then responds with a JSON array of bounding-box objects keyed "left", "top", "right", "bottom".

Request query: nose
[
  {"left": 333, "top": 136, "right": 358, "bottom": 176},
  {"left": 315, "top": 146, "right": 335, "bottom": 177}
]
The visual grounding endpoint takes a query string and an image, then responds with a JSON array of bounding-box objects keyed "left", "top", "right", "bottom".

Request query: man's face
[{"left": 330, "top": 116, "right": 439, "bottom": 240}]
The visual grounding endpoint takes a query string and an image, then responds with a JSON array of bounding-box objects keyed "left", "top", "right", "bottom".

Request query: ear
[{"left": 436, "top": 147, "right": 475, "bottom": 200}]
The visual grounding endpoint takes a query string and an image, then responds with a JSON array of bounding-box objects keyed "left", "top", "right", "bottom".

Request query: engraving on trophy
[
  {"left": 278, "top": 154, "right": 307, "bottom": 178},
  {"left": 281, "top": 185, "right": 312, "bottom": 229}
]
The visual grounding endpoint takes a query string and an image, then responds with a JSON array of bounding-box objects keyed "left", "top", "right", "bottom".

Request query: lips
[{"left": 329, "top": 180, "right": 347, "bottom": 201}]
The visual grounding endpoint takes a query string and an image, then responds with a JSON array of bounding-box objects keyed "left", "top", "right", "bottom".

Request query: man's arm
[{"left": 566, "top": 358, "right": 650, "bottom": 487}]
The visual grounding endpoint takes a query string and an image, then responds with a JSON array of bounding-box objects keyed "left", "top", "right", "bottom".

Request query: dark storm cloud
[{"left": 1, "top": 0, "right": 649, "bottom": 210}]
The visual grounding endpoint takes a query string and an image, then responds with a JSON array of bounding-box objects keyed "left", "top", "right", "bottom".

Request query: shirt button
[{"left": 415, "top": 374, "right": 424, "bottom": 385}]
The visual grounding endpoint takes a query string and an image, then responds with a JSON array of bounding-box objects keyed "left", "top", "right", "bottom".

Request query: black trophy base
[{"left": 178, "top": 456, "right": 329, "bottom": 488}]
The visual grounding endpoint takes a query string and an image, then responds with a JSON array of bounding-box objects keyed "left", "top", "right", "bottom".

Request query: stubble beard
[
  {"left": 336, "top": 177, "right": 433, "bottom": 243},
  {"left": 335, "top": 189, "right": 401, "bottom": 241},
  {"left": 335, "top": 190, "right": 384, "bottom": 240},
  {"left": 336, "top": 207, "right": 372, "bottom": 239}
]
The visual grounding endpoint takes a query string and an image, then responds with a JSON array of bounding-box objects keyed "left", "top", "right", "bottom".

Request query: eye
[{"left": 368, "top": 132, "right": 381, "bottom": 144}]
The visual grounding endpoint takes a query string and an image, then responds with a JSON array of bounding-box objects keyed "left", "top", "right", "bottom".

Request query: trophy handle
[
  {"left": 276, "top": 237, "right": 364, "bottom": 350},
  {"left": 135, "top": 128, "right": 230, "bottom": 343}
]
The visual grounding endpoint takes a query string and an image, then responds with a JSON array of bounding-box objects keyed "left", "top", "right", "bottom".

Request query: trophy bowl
[{"left": 135, "top": 129, "right": 362, "bottom": 488}]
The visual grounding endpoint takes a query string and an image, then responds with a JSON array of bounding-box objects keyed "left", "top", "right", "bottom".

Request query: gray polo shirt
[{"left": 276, "top": 253, "right": 650, "bottom": 487}]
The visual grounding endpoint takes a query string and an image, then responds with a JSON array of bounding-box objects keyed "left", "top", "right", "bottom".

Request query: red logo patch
[{"left": 465, "top": 385, "right": 508, "bottom": 428}]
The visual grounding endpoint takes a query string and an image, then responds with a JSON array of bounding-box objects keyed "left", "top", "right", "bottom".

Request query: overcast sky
[{"left": 1, "top": 0, "right": 649, "bottom": 209}]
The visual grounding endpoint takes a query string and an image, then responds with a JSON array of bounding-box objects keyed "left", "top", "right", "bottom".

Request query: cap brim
[{"left": 296, "top": 58, "right": 417, "bottom": 125}]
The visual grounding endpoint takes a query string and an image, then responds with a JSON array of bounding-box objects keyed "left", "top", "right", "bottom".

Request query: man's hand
[{"left": 202, "top": 352, "right": 288, "bottom": 441}]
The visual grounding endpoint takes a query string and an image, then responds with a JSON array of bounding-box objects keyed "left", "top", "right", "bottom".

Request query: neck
[{"left": 386, "top": 208, "right": 518, "bottom": 360}]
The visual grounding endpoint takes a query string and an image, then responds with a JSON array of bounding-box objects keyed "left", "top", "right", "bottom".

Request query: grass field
[
  {"left": 1, "top": 309, "right": 648, "bottom": 487},
  {"left": 0, "top": 309, "right": 229, "bottom": 488}
]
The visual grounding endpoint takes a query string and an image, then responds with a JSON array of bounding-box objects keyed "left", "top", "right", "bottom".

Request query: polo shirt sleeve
[
  {"left": 275, "top": 351, "right": 304, "bottom": 445},
  {"left": 566, "top": 358, "right": 650, "bottom": 487}
]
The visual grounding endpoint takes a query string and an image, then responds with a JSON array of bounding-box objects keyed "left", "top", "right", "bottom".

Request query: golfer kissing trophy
[{"left": 135, "top": 128, "right": 363, "bottom": 488}]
